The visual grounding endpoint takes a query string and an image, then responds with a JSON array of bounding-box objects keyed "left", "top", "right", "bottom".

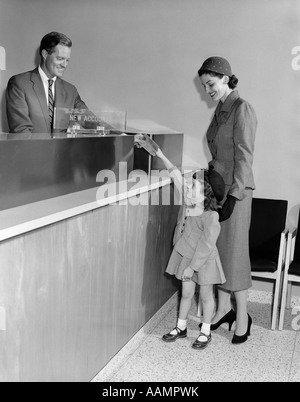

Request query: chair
[
  {"left": 278, "top": 211, "right": 300, "bottom": 330},
  {"left": 249, "top": 198, "right": 288, "bottom": 330}
]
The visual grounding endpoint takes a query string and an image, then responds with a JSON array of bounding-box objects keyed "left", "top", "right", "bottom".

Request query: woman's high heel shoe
[
  {"left": 199, "top": 309, "right": 236, "bottom": 332},
  {"left": 232, "top": 314, "right": 252, "bottom": 344}
]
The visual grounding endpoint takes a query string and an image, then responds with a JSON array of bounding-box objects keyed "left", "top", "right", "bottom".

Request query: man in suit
[{"left": 6, "top": 31, "right": 89, "bottom": 137}]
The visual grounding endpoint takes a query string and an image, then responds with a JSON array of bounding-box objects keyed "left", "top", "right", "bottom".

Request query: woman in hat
[
  {"left": 154, "top": 147, "right": 226, "bottom": 350},
  {"left": 198, "top": 56, "right": 257, "bottom": 344}
]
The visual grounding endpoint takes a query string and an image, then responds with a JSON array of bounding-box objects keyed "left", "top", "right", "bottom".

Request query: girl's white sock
[
  {"left": 170, "top": 318, "right": 187, "bottom": 335},
  {"left": 177, "top": 318, "right": 187, "bottom": 331},
  {"left": 201, "top": 322, "right": 211, "bottom": 336}
]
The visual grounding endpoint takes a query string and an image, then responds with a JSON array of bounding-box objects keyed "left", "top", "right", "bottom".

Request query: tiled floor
[{"left": 92, "top": 289, "right": 300, "bottom": 382}]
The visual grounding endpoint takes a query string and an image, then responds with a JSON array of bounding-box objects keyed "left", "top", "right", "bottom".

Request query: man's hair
[{"left": 39, "top": 32, "right": 72, "bottom": 57}]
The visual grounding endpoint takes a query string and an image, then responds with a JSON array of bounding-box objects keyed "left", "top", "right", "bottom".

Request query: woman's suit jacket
[
  {"left": 207, "top": 90, "right": 257, "bottom": 200},
  {"left": 6, "top": 68, "right": 88, "bottom": 137}
]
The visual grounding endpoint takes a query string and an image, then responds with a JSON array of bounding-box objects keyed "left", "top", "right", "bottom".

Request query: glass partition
[{"left": 53, "top": 108, "right": 127, "bottom": 137}]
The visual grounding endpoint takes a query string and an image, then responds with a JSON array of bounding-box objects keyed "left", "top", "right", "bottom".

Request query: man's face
[{"left": 42, "top": 44, "right": 71, "bottom": 78}]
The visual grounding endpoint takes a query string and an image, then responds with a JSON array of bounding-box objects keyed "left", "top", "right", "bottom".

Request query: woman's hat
[
  {"left": 204, "top": 166, "right": 225, "bottom": 202},
  {"left": 198, "top": 56, "right": 232, "bottom": 77}
]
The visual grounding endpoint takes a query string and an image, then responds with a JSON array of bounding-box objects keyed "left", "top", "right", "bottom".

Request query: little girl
[{"left": 155, "top": 148, "right": 226, "bottom": 350}]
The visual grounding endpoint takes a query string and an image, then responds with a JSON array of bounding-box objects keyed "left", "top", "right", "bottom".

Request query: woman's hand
[
  {"left": 182, "top": 266, "right": 194, "bottom": 281},
  {"left": 219, "top": 195, "right": 237, "bottom": 222}
]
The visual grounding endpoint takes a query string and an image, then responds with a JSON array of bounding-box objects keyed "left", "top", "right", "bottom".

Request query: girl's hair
[
  {"left": 203, "top": 179, "right": 221, "bottom": 212},
  {"left": 199, "top": 69, "right": 238, "bottom": 89}
]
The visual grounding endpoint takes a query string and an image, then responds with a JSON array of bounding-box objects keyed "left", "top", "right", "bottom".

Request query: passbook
[{"left": 134, "top": 133, "right": 159, "bottom": 156}]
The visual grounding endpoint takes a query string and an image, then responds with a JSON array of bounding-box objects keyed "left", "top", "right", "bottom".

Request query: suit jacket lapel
[{"left": 30, "top": 68, "right": 50, "bottom": 130}]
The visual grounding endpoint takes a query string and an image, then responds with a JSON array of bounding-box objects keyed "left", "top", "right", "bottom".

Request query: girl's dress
[{"left": 166, "top": 207, "right": 226, "bottom": 286}]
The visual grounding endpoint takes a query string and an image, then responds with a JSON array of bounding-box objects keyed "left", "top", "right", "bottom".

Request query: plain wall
[{"left": 0, "top": 0, "right": 299, "bottom": 294}]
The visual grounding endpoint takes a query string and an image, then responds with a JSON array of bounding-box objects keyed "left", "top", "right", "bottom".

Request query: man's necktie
[{"left": 48, "top": 79, "right": 54, "bottom": 128}]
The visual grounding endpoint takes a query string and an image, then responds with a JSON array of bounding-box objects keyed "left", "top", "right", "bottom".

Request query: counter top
[{"left": 0, "top": 175, "right": 172, "bottom": 242}]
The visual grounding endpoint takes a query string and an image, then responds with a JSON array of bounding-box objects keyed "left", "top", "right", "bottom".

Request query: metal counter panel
[{"left": 0, "top": 136, "right": 134, "bottom": 211}]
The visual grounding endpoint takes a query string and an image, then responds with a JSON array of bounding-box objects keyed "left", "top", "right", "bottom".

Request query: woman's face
[{"left": 200, "top": 73, "right": 231, "bottom": 103}]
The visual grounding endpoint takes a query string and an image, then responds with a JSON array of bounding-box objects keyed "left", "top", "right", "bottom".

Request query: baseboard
[{"left": 91, "top": 291, "right": 179, "bottom": 382}]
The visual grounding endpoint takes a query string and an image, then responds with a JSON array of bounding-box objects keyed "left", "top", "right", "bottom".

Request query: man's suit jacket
[{"left": 6, "top": 68, "right": 88, "bottom": 137}]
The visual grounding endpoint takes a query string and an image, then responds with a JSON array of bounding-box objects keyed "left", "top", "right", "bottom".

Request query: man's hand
[{"left": 219, "top": 195, "right": 237, "bottom": 222}]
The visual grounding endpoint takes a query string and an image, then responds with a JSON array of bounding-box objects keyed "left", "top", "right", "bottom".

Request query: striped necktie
[{"left": 48, "top": 79, "right": 54, "bottom": 128}]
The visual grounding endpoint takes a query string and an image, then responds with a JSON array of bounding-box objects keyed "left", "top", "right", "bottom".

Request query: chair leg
[
  {"left": 279, "top": 277, "right": 289, "bottom": 330},
  {"left": 271, "top": 277, "right": 281, "bottom": 330},
  {"left": 278, "top": 231, "right": 292, "bottom": 331},
  {"left": 287, "top": 283, "right": 292, "bottom": 308}
]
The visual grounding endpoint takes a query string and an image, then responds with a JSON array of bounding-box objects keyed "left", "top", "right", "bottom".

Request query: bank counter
[{"left": 0, "top": 128, "right": 183, "bottom": 382}]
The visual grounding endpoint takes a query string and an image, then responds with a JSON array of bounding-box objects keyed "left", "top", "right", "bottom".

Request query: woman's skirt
[{"left": 217, "top": 188, "right": 253, "bottom": 292}]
